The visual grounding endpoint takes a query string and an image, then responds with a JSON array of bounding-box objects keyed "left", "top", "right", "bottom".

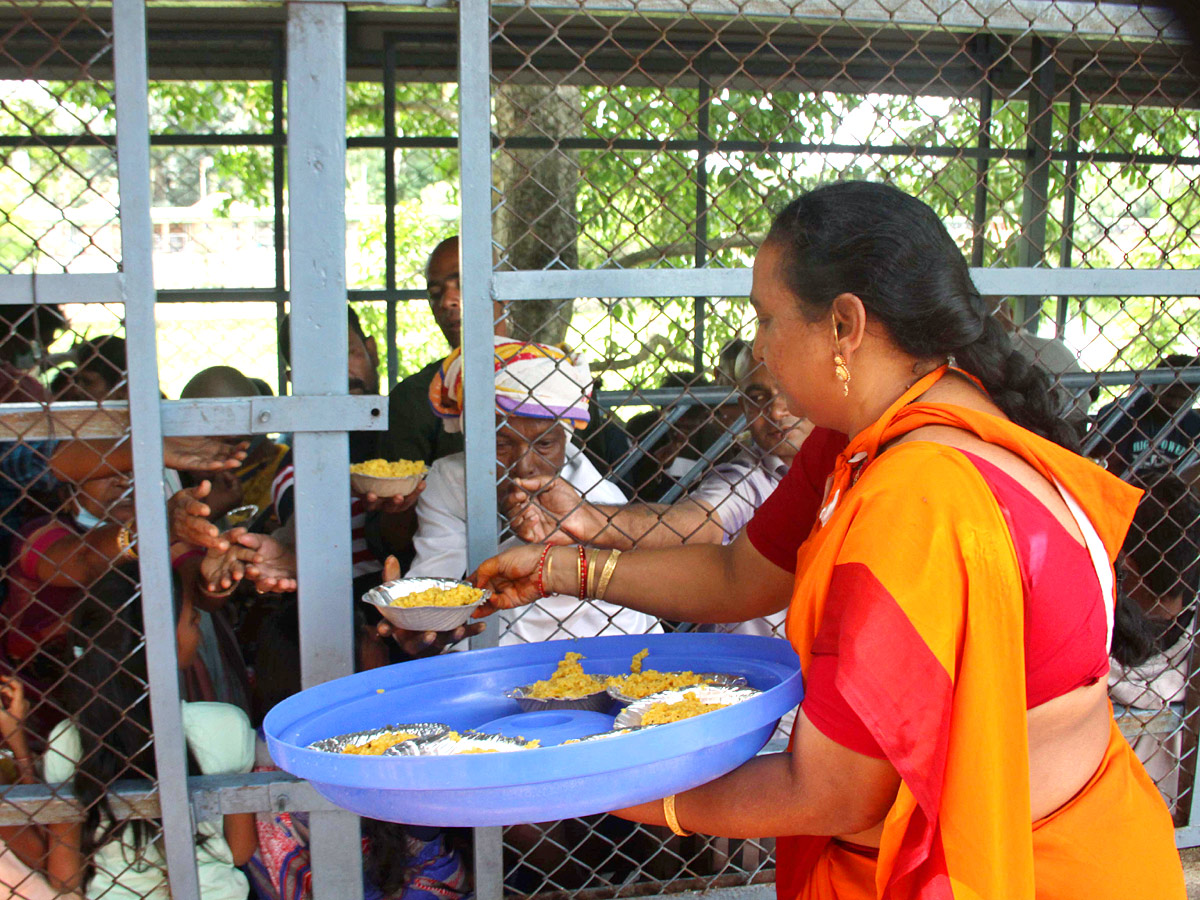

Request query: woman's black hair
[
  {"left": 60, "top": 565, "right": 203, "bottom": 885},
  {"left": 765, "top": 181, "right": 1081, "bottom": 452}
]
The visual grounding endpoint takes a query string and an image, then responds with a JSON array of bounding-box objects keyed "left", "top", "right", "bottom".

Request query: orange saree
[{"left": 776, "top": 367, "right": 1184, "bottom": 900}]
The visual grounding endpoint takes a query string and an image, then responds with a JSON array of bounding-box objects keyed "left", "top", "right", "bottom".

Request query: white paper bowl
[
  {"left": 350, "top": 470, "right": 426, "bottom": 499},
  {"left": 361, "top": 577, "right": 490, "bottom": 632}
]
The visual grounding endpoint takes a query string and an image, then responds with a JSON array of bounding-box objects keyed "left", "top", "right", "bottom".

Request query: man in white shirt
[
  {"left": 408, "top": 335, "right": 660, "bottom": 644},
  {"left": 503, "top": 349, "right": 811, "bottom": 555},
  {"left": 501, "top": 349, "right": 811, "bottom": 641}
]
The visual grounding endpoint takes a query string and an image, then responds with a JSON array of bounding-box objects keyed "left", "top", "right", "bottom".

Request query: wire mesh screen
[
  {"left": 1, "top": 1, "right": 1199, "bottom": 898},
  {"left": 482, "top": 1, "right": 1200, "bottom": 894}
]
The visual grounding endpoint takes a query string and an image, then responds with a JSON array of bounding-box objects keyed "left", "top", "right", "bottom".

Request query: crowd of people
[{"left": 0, "top": 188, "right": 1197, "bottom": 898}]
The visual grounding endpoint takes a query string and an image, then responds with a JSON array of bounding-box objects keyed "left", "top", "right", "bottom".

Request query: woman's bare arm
[
  {"left": 614, "top": 710, "right": 900, "bottom": 839},
  {"left": 475, "top": 530, "right": 793, "bottom": 625}
]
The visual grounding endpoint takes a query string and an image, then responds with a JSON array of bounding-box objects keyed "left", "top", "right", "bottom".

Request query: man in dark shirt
[
  {"left": 1095, "top": 353, "right": 1200, "bottom": 476},
  {"left": 379, "top": 235, "right": 508, "bottom": 465}
]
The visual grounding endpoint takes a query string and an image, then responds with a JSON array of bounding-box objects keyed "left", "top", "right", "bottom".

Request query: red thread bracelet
[
  {"left": 577, "top": 545, "right": 588, "bottom": 601},
  {"left": 535, "top": 543, "right": 553, "bottom": 598}
]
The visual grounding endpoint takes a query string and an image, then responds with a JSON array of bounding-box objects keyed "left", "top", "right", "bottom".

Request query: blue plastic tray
[{"left": 264, "top": 632, "right": 802, "bottom": 826}]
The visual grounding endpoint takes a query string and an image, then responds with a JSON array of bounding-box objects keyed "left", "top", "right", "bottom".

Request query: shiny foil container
[
  {"left": 506, "top": 684, "right": 613, "bottom": 713},
  {"left": 420, "top": 732, "right": 540, "bottom": 756},
  {"left": 614, "top": 685, "right": 762, "bottom": 729},
  {"left": 562, "top": 728, "right": 642, "bottom": 745},
  {"left": 361, "top": 577, "right": 491, "bottom": 632},
  {"left": 307, "top": 722, "right": 450, "bottom": 755},
  {"left": 605, "top": 672, "right": 749, "bottom": 707}
]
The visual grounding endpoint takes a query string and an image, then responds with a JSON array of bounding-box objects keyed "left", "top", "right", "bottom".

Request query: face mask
[{"left": 74, "top": 506, "right": 103, "bottom": 530}]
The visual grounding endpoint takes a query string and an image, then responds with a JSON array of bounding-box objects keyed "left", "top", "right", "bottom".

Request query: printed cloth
[{"left": 429, "top": 336, "right": 591, "bottom": 433}]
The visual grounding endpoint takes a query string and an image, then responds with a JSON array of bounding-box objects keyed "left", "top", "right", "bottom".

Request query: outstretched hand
[
  {"left": 375, "top": 556, "right": 485, "bottom": 658},
  {"left": 169, "top": 480, "right": 226, "bottom": 551},
  {"left": 471, "top": 542, "right": 550, "bottom": 617},
  {"left": 163, "top": 435, "right": 249, "bottom": 472}
]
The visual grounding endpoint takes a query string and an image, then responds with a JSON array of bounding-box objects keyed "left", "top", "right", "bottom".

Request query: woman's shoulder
[{"left": 864, "top": 436, "right": 986, "bottom": 490}]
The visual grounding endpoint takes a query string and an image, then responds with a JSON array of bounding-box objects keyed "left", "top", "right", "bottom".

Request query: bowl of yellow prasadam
[
  {"left": 361, "top": 577, "right": 491, "bottom": 632},
  {"left": 506, "top": 651, "right": 613, "bottom": 712},
  {"left": 603, "top": 648, "right": 748, "bottom": 706},
  {"left": 613, "top": 684, "right": 762, "bottom": 729},
  {"left": 350, "top": 458, "right": 428, "bottom": 498}
]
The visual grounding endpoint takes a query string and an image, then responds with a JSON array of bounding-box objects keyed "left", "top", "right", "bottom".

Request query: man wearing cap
[{"left": 405, "top": 335, "right": 660, "bottom": 644}]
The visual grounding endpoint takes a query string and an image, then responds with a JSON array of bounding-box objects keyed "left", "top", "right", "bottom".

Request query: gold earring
[{"left": 832, "top": 314, "right": 850, "bottom": 397}]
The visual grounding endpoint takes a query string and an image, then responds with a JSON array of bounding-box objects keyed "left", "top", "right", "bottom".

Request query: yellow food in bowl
[
  {"left": 606, "top": 670, "right": 715, "bottom": 699},
  {"left": 525, "top": 652, "right": 604, "bottom": 699},
  {"left": 350, "top": 458, "right": 427, "bottom": 478},
  {"left": 341, "top": 731, "right": 417, "bottom": 755},
  {"left": 605, "top": 649, "right": 720, "bottom": 699},
  {"left": 389, "top": 584, "right": 484, "bottom": 608},
  {"left": 640, "top": 692, "right": 729, "bottom": 725}
]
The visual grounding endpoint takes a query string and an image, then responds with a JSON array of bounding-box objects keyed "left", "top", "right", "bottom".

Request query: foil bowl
[
  {"left": 361, "top": 577, "right": 490, "bottom": 632},
  {"left": 419, "top": 732, "right": 540, "bottom": 756},
  {"left": 605, "top": 672, "right": 749, "bottom": 707},
  {"left": 561, "top": 728, "right": 642, "bottom": 745},
  {"left": 614, "top": 685, "right": 761, "bottom": 729},
  {"left": 307, "top": 722, "right": 450, "bottom": 755},
  {"left": 506, "top": 684, "right": 613, "bottom": 713},
  {"left": 350, "top": 469, "right": 427, "bottom": 499}
]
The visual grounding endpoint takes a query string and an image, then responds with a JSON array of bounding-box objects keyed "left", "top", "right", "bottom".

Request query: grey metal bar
[
  {"left": 969, "top": 36, "right": 994, "bottom": 270},
  {"left": 384, "top": 39, "right": 400, "bottom": 386},
  {"left": 286, "top": 4, "right": 363, "bottom": 899},
  {"left": 693, "top": 70, "right": 711, "bottom": 375},
  {"left": 493, "top": 267, "right": 1200, "bottom": 301},
  {"left": 154, "top": 288, "right": 428, "bottom": 303},
  {"left": 499, "top": 0, "right": 1182, "bottom": 42},
  {"left": 1017, "top": 37, "right": 1056, "bottom": 333},
  {"left": 0, "top": 273, "right": 123, "bottom": 305},
  {"left": 660, "top": 413, "right": 747, "bottom": 504},
  {"left": 0, "top": 396, "right": 386, "bottom": 440},
  {"left": 458, "top": 0, "right": 504, "bottom": 893},
  {"left": 113, "top": 2, "right": 202, "bottom": 899},
  {"left": 610, "top": 402, "right": 692, "bottom": 483},
  {"left": 13, "top": 128, "right": 1200, "bottom": 168},
  {"left": 1056, "top": 82, "right": 1083, "bottom": 340}
]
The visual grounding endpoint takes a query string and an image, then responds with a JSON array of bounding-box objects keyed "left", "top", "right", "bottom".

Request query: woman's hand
[
  {"left": 163, "top": 436, "right": 248, "bottom": 472},
  {"left": 375, "top": 556, "right": 484, "bottom": 657},
  {"left": 471, "top": 543, "right": 552, "bottom": 616},
  {"left": 168, "top": 481, "right": 227, "bottom": 551}
]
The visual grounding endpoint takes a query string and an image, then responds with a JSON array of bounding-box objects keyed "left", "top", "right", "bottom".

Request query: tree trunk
[{"left": 493, "top": 83, "right": 581, "bottom": 345}]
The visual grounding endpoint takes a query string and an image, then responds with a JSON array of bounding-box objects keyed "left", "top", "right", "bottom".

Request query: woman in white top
[{"left": 12, "top": 567, "right": 256, "bottom": 899}]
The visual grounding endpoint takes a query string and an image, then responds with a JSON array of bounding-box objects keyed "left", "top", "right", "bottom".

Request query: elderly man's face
[{"left": 496, "top": 413, "right": 568, "bottom": 481}]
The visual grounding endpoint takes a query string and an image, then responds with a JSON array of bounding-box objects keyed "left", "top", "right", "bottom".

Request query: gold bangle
[
  {"left": 586, "top": 548, "right": 599, "bottom": 598},
  {"left": 595, "top": 549, "right": 621, "bottom": 601},
  {"left": 544, "top": 547, "right": 555, "bottom": 595},
  {"left": 116, "top": 525, "right": 137, "bottom": 560},
  {"left": 663, "top": 793, "right": 692, "bottom": 837}
]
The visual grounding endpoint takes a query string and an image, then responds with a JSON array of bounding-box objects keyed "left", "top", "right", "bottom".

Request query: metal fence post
[
  {"left": 459, "top": 0, "right": 503, "bottom": 894},
  {"left": 113, "top": 1, "right": 202, "bottom": 897},
  {"left": 286, "top": 4, "right": 364, "bottom": 899}
]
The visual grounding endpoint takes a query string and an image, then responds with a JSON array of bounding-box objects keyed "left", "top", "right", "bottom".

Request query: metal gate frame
[{"left": 1, "top": 2, "right": 1199, "bottom": 899}]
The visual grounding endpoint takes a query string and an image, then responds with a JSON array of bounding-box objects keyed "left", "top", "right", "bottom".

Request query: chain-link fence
[{"left": 2, "top": 0, "right": 1199, "bottom": 899}]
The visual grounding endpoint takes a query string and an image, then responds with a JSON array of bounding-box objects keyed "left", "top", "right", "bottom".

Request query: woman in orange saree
[{"left": 475, "top": 181, "right": 1185, "bottom": 898}]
